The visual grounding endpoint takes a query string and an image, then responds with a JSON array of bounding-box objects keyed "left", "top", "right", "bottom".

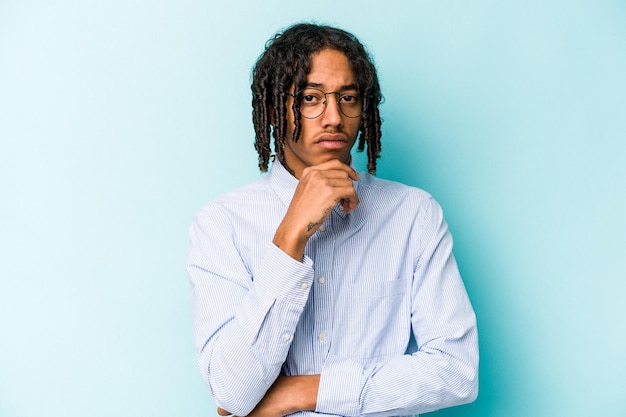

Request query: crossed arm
[
  {"left": 191, "top": 160, "right": 359, "bottom": 417},
  {"left": 218, "top": 162, "right": 358, "bottom": 417},
  {"left": 216, "top": 375, "right": 320, "bottom": 417},
  {"left": 188, "top": 160, "right": 478, "bottom": 417}
]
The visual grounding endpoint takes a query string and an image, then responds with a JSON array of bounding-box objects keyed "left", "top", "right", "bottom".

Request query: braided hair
[{"left": 251, "top": 23, "right": 382, "bottom": 174}]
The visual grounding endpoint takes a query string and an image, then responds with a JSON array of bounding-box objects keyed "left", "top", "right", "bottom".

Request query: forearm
[
  {"left": 317, "top": 328, "right": 478, "bottom": 417},
  {"left": 199, "top": 289, "right": 307, "bottom": 415},
  {"left": 317, "top": 198, "right": 479, "bottom": 416},
  {"left": 231, "top": 375, "right": 320, "bottom": 417}
]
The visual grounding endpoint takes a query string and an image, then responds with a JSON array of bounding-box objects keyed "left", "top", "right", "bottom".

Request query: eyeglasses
[{"left": 288, "top": 88, "right": 363, "bottom": 119}]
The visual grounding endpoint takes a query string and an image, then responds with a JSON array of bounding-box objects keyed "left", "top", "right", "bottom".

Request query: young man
[{"left": 187, "top": 23, "right": 478, "bottom": 417}]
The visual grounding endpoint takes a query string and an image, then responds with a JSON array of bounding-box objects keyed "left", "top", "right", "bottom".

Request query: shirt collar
[{"left": 269, "top": 160, "right": 300, "bottom": 208}]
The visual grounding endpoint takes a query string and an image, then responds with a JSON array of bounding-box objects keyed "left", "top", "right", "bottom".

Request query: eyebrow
[{"left": 306, "top": 82, "right": 359, "bottom": 91}]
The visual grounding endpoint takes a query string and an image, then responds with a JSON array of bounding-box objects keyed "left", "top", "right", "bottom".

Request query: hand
[
  {"left": 273, "top": 159, "right": 359, "bottom": 260},
  {"left": 216, "top": 374, "right": 320, "bottom": 417}
]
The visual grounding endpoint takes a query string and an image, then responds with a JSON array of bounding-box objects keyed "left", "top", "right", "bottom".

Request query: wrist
[
  {"left": 265, "top": 374, "right": 320, "bottom": 416},
  {"left": 291, "top": 374, "right": 320, "bottom": 412},
  {"left": 273, "top": 225, "right": 308, "bottom": 261}
]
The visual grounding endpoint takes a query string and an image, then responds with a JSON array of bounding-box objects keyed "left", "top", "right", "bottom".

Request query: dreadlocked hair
[{"left": 251, "top": 23, "right": 383, "bottom": 174}]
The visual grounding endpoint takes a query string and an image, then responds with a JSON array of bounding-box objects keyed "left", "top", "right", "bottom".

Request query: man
[{"left": 187, "top": 23, "right": 478, "bottom": 417}]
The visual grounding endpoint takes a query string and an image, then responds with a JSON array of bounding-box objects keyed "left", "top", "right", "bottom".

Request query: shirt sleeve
[
  {"left": 187, "top": 203, "right": 315, "bottom": 416},
  {"left": 315, "top": 197, "right": 479, "bottom": 417}
]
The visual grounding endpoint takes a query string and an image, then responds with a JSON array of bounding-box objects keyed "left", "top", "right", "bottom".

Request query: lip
[{"left": 316, "top": 134, "right": 349, "bottom": 149}]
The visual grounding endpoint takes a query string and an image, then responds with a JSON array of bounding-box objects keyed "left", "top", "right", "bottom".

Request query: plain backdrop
[{"left": 1, "top": 1, "right": 625, "bottom": 416}]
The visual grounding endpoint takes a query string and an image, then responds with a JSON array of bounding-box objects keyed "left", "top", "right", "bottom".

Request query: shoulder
[
  {"left": 355, "top": 172, "right": 446, "bottom": 226},
  {"left": 194, "top": 175, "right": 274, "bottom": 220},
  {"left": 358, "top": 172, "right": 434, "bottom": 205}
]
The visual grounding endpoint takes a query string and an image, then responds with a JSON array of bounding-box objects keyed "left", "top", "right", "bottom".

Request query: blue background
[{"left": 1, "top": 1, "right": 625, "bottom": 416}]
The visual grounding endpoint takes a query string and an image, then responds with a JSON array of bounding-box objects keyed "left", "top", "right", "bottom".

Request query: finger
[
  {"left": 327, "top": 177, "right": 357, "bottom": 187},
  {"left": 339, "top": 185, "right": 360, "bottom": 212},
  {"left": 217, "top": 407, "right": 232, "bottom": 416},
  {"left": 333, "top": 164, "right": 360, "bottom": 181},
  {"left": 345, "top": 166, "right": 359, "bottom": 181},
  {"left": 319, "top": 169, "right": 353, "bottom": 180},
  {"left": 340, "top": 194, "right": 359, "bottom": 213},
  {"left": 305, "top": 167, "right": 353, "bottom": 181},
  {"left": 312, "top": 159, "right": 360, "bottom": 181}
]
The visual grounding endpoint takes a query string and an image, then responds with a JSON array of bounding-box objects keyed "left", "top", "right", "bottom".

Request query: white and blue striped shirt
[{"left": 187, "top": 161, "right": 478, "bottom": 417}]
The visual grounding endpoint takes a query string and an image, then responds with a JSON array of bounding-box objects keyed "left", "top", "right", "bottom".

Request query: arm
[
  {"left": 188, "top": 160, "right": 359, "bottom": 416},
  {"left": 314, "top": 197, "right": 478, "bottom": 417},
  {"left": 188, "top": 210, "right": 313, "bottom": 416},
  {"left": 273, "top": 160, "right": 359, "bottom": 260},
  {"left": 215, "top": 196, "right": 478, "bottom": 417},
  {"left": 218, "top": 375, "right": 320, "bottom": 417}
]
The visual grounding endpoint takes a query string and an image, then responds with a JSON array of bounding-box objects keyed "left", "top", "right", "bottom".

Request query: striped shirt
[{"left": 187, "top": 161, "right": 478, "bottom": 417}]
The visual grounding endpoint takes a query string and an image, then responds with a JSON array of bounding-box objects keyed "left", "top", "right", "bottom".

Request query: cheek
[
  {"left": 348, "top": 119, "right": 362, "bottom": 138},
  {"left": 292, "top": 116, "right": 314, "bottom": 140},
  {"left": 285, "top": 119, "right": 294, "bottom": 139}
]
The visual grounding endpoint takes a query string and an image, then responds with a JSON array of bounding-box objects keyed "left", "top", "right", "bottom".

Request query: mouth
[{"left": 316, "top": 134, "right": 349, "bottom": 149}]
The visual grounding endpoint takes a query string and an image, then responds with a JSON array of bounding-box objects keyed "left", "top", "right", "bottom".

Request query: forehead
[{"left": 306, "top": 49, "right": 356, "bottom": 88}]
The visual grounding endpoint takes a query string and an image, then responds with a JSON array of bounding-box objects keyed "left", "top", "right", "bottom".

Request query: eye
[
  {"left": 340, "top": 94, "right": 360, "bottom": 105},
  {"left": 299, "top": 89, "right": 325, "bottom": 106}
]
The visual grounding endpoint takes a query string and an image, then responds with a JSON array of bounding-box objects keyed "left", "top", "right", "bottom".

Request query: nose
[{"left": 320, "top": 93, "right": 343, "bottom": 127}]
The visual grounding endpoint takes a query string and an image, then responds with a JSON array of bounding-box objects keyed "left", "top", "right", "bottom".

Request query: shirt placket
[{"left": 311, "top": 213, "right": 335, "bottom": 372}]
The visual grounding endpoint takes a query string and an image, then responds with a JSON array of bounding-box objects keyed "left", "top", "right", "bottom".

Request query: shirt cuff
[
  {"left": 316, "top": 354, "right": 364, "bottom": 416},
  {"left": 252, "top": 242, "right": 314, "bottom": 305}
]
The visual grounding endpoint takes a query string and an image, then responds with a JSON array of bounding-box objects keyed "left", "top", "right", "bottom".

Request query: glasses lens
[
  {"left": 338, "top": 92, "right": 362, "bottom": 118},
  {"left": 297, "top": 88, "right": 362, "bottom": 119},
  {"left": 298, "top": 89, "right": 325, "bottom": 118}
]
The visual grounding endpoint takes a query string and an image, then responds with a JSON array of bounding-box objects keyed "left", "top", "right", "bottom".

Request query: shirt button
[
  {"left": 318, "top": 277, "right": 326, "bottom": 284},
  {"left": 318, "top": 332, "right": 326, "bottom": 341},
  {"left": 300, "top": 282, "right": 309, "bottom": 289},
  {"left": 283, "top": 333, "right": 292, "bottom": 342},
  {"left": 319, "top": 225, "right": 326, "bottom": 232}
]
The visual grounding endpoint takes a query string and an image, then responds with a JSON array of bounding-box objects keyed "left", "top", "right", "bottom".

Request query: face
[{"left": 283, "top": 48, "right": 361, "bottom": 178}]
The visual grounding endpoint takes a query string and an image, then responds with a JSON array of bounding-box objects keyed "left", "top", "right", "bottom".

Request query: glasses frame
[{"left": 287, "top": 88, "right": 363, "bottom": 119}]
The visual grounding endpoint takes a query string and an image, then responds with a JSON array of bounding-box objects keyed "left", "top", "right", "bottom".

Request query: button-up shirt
[{"left": 187, "top": 161, "right": 478, "bottom": 417}]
